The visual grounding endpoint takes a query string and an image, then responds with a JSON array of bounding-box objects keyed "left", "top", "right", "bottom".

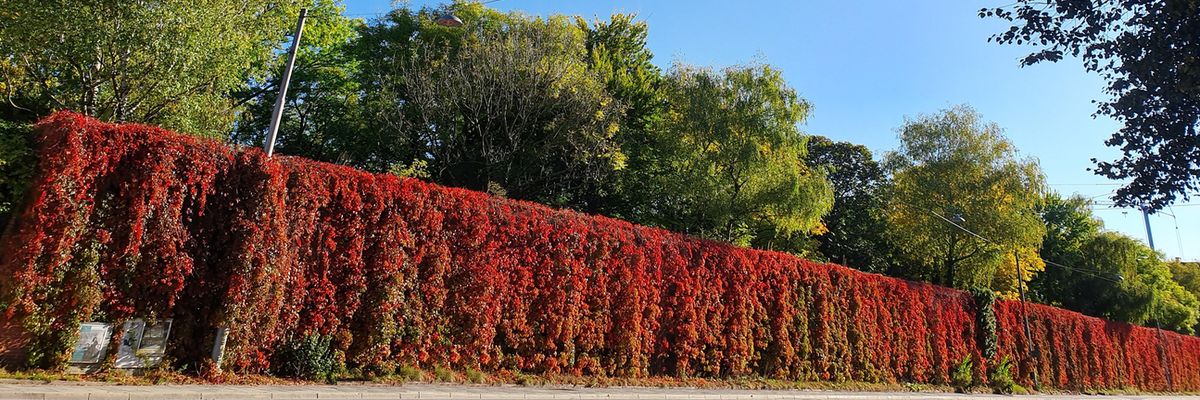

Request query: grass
[{"left": 432, "top": 365, "right": 455, "bottom": 383}]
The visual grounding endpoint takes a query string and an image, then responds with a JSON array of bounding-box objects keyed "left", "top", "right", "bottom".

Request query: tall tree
[
  {"left": 1028, "top": 194, "right": 1198, "bottom": 333},
  {"left": 1030, "top": 193, "right": 1105, "bottom": 305},
  {"left": 0, "top": 0, "right": 306, "bottom": 137},
  {"left": 804, "top": 136, "right": 897, "bottom": 272},
  {"left": 981, "top": 0, "right": 1200, "bottom": 211},
  {"left": 369, "top": 10, "right": 624, "bottom": 205},
  {"left": 1079, "top": 232, "right": 1199, "bottom": 333},
  {"left": 1169, "top": 261, "right": 1200, "bottom": 333},
  {"left": 574, "top": 14, "right": 666, "bottom": 217},
  {"left": 884, "top": 106, "right": 1046, "bottom": 295},
  {"left": 647, "top": 63, "right": 832, "bottom": 249}
]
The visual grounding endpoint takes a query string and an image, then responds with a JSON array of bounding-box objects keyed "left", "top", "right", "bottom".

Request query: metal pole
[
  {"left": 1152, "top": 298, "right": 1174, "bottom": 389},
  {"left": 1015, "top": 248, "right": 1038, "bottom": 389},
  {"left": 263, "top": 8, "right": 308, "bottom": 157},
  {"left": 1143, "top": 208, "right": 1156, "bottom": 250}
]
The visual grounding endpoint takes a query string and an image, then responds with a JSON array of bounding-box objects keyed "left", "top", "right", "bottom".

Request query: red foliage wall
[{"left": 1, "top": 113, "right": 1197, "bottom": 390}]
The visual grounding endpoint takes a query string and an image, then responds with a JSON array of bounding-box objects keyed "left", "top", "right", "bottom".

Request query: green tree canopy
[
  {"left": 646, "top": 63, "right": 832, "bottom": 249},
  {"left": 884, "top": 105, "right": 1046, "bottom": 295},
  {"left": 232, "top": 0, "right": 367, "bottom": 162},
  {"left": 0, "top": 120, "right": 33, "bottom": 231},
  {"left": 1028, "top": 193, "right": 1199, "bottom": 333},
  {"left": 1079, "top": 232, "right": 1199, "bottom": 333},
  {"left": 1031, "top": 193, "right": 1105, "bottom": 305},
  {"left": 573, "top": 13, "right": 666, "bottom": 217},
  {"left": 1169, "top": 261, "right": 1200, "bottom": 333},
  {"left": 981, "top": 0, "right": 1200, "bottom": 211},
  {"left": 367, "top": 8, "right": 624, "bottom": 205},
  {"left": 804, "top": 136, "right": 896, "bottom": 272},
  {"left": 0, "top": 0, "right": 307, "bottom": 137}
]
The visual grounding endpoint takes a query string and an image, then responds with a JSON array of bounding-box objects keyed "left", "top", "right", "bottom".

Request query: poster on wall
[
  {"left": 115, "top": 319, "right": 172, "bottom": 369},
  {"left": 68, "top": 323, "right": 112, "bottom": 364}
]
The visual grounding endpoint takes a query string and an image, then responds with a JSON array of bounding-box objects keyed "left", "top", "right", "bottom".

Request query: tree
[
  {"left": 0, "top": 0, "right": 306, "bottom": 137},
  {"left": 1027, "top": 194, "right": 1199, "bottom": 333},
  {"left": 1029, "top": 193, "right": 1105, "bottom": 305},
  {"left": 0, "top": 120, "right": 33, "bottom": 232},
  {"left": 981, "top": 0, "right": 1200, "bottom": 212},
  {"left": 231, "top": 0, "right": 368, "bottom": 162},
  {"left": 1169, "top": 261, "right": 1200, "bottom": 333},
  {"left": 574, "top": 14, "right": 666, "bottom": 217},
  {"left": 804, "top": 136, "right": 897, "bottom": 272},
  {"left": 646, "top": 63, "right": 832, "bottom": 249},
  {"left": 884, "top": 106, "right": 1046, "bottom": 295},
  {"left": 1079, "top": 232, "right": 1198, "bottom": 333},
  {"left": 370, "top": 10, "right": 624, "bottom": 205}
]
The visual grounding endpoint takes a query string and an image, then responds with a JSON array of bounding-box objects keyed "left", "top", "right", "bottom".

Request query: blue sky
[{"left": 344, "top": 0, "right": 1197, "bottom": 261}]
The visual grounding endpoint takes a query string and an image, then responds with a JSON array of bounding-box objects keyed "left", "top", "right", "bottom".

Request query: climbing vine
[{"left": 1, "top": 113, "right": 1198, "bottom": 391}]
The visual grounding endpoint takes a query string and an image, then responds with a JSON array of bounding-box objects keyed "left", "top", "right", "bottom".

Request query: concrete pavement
[{"left": 0, "top": 382, "right": 1197, "bottom": 400}]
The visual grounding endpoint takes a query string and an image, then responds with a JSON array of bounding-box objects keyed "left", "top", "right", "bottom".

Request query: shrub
[
  {"left": 396, "top": 364, "right": 423, "bottom": 381},
  {"left": 273, "top": 335, "right": 339, "bottom": 383},
  {"left": 466, "top": 368, "right": 486, "bottom": 384},
  {"left": 989, "top": 356, "right": 1016, "bottom": 394},
  {"left": 434, "top": 365, "right": 455, "bottom": 382},
  {"left": 950, "top": 356, "right": 973, "bottom": 393}
]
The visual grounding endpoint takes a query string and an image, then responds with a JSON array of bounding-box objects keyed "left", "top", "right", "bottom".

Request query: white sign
[
  {"left": 115, "top": 319, "right": 172, "bottom": 369},
  {"left": 69, "top": 323, "right": 112, "bottom": 364}
]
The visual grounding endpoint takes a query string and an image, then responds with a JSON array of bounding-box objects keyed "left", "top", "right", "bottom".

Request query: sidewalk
[{"left": 0, "top": 382, "right": 1196, "bottom": 400}]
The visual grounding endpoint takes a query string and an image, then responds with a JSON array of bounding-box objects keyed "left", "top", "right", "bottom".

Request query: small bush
[
  {"left": 396, "top": 364, "right": 423, "bottom": 381},
  {"left": 433, "top": 365, "right": 455, "bottom": 382},
  {"left": 273, "top": 335, "right": 339, "bottom": 383},
  {"left": 950, "top": 356, "right": 973, "bottom": 393},
  {"left": 988, "top": 356, "right": 1016, "bottom": 394},
  {"left": 466, "top": 368, "right": 486, "bottom": 384},
  {"left": 515, "top": 372, "right": 538, "bottom": 386}
]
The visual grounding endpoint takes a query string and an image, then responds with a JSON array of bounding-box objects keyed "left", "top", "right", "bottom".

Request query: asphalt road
[{"left": 0, "top": 382, "right": 1197, "bottom": 400}]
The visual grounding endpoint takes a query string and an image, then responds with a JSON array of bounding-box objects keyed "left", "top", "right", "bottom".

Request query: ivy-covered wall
[{"left": 1, "top": 113, "right": 1197, "bottom": 391}]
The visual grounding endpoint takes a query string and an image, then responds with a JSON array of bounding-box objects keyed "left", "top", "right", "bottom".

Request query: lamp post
[
  {"left": 219, "top": 8, "right": 305, "bottom": 371},
  {"left": 263, "top": 8, "right": 308, "bottom": 157},
  {"left": 1013, "top": 248, "right": 1039, "bottom": 389}
]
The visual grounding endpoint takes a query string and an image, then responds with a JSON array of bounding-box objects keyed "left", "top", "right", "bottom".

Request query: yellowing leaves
[
  {"left": 885, "top": 106, "right": 1046, "bottom": 291},
  {"left": 991, "top": 246, "right": 1046, "bottom": 300}
]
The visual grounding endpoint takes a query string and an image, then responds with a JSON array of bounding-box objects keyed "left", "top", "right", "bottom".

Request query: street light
[
  {"left": 435, "top": 0, "right": 504, "bottom": 27},
  {"left": 435, "top": 13, "right": 463, "bottom": 27}
]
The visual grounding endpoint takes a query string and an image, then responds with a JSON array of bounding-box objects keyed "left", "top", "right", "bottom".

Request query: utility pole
[
  {"left": 263, "top": 8, "right": 308, "bottom": 157},
  {"left": 1014, "top": 249, "right": 1039, "bottom": 389},
  {"left": 1143, "top": 208, "right": 1156, "bottom": 250},
  {"left": 1140, "top": 207, "right": 1172, "bottom": 389}
]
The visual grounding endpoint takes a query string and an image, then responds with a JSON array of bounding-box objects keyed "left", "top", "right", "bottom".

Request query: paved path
[{"left": 0, "top": 383, "right": 1197, "bottom": 400}]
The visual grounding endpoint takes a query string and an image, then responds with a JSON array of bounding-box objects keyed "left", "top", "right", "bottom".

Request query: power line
[
  {"left": 925, "top": 207, "right": 1122, "bottom": 284},
  {"left": 1169, "top": 206, "right": 1186, "bottom": 260},
  {"left": 928, "top": 209, "right": 992, "bottom": 244}
]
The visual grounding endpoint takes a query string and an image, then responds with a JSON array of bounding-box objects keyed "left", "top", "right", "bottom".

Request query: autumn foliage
[{"left": 2, "top": 113, "right": 1198, "bottom": 390}]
